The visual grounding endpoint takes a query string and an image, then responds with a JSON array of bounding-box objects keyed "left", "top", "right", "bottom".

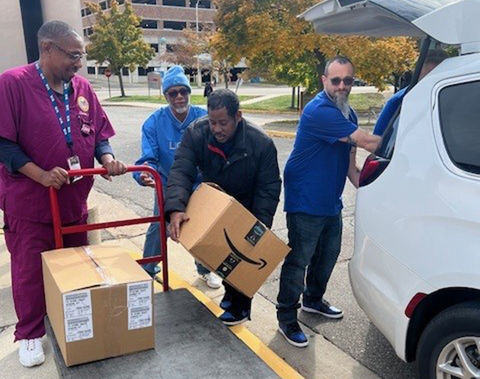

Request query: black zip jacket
[{"left": 164, "top": 116, "right": 281, "bottom": 228}]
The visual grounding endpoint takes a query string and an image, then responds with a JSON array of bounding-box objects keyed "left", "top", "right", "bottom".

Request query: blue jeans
[
  {"left": 277, "top": 212, "right": 342, "bottom": 324},
  {"left": 143, "top": 197, "right": 210, "bottom": 276}
]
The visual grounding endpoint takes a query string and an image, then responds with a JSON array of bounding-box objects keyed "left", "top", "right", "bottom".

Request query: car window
[
  {"left": 439, "top": 80, "right": 480, "bottom": 174},
  {"left": 375, "top": 110, "right": 400, "bottom": 159}
]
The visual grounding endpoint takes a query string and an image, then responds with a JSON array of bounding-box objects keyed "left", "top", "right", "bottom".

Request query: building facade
[
  {"left": 80, "top": 0, "right": 216, "bottom": 83},
  {"left": 1, "top": 0, "right": 86, "bottom": 75}
]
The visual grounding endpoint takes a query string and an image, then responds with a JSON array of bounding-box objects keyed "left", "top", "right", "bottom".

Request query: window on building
[
  {"left": 132, "top": 0, "right": 156, "bottom": 4},
  {"left": 163, "top": 0, "right": 185, "bottom": 6},
  {"left": 81, "top": 9, "right": 86, "bottom": 17},
  {"left": 122, "top": 67, "right": 129, "bottom": 76},
  {"left": 85, "top": 7, "right": 92, "bottom": 16},
  {"left": 117, "top": 0, "right": 125, "bottom": 4},
  {"left": 99, "top": 1, "right": 107, "bottom": 9},
  {"left": 439, "top": 80, "right": 480, "bottom": 174},
  {"left": 141, "top": 20, "right": 158, "bottom": 29},
  {"left": 138, "top": 67, "right": 155, "bottom": 76},
  {"left": 163, "top": 21, "right": 186, "bottom": 31},
  {"left": 87, "top": 67, "right": 96, "bottom": 75},
  {"left": 189, "top": 0, "right": 211, "bottom": 8},
  {"left": 150, "top": 43, "right": 159, "bottom": 53},
  {"left": 166, "top": 44, "right": 176, "bottom": 52},
  {"left": 83, "top": 28, "right": 93, "bottom": 37}
]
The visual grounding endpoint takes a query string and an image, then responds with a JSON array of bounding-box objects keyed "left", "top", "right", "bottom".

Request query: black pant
[{"left": 223, "top": 281, "right": 252, "bottom": 311}]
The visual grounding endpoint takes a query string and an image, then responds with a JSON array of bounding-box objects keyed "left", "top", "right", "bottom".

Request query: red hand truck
[{"left": 49, "top": 165, "right": 169, "bottom": 291}]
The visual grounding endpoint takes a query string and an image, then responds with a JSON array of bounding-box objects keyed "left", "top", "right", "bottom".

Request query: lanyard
[{"left": 35, "top": 61, "right": 72, "bottom": 149}]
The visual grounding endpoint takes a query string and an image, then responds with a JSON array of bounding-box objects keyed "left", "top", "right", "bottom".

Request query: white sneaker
[
  {"left": 201, "top": 273, "right": 222, "bottom": 289},
  {"left": 19, "top": 338, "right": 45, "bottom": 367}
]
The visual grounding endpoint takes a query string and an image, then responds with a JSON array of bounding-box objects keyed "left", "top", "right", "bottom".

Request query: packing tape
[{"left": 82, "top": 247, "right": 117, "bottom": 286}]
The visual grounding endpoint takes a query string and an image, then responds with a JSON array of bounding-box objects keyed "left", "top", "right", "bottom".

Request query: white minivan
[{"left": 302, "top": 1, "right": 480, "bottom": 378}]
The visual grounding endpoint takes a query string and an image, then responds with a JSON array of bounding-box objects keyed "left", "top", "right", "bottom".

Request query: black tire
[{"left": 416, "top": 301, "right": 480, "bottom": 379}]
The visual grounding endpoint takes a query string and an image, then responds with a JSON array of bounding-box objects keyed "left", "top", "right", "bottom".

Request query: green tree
[
  {"left": 212, "top": 0, "right": 418, "bottom": 93},
  {"left": 86, "top": 0, "right": 155, "bottom": 97}
]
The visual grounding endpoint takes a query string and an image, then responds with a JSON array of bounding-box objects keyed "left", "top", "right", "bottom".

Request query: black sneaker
[
  {"left": 219, "top": 309, "right": 251, "bottom": 326},
  {"left": 219, "top": 293, "right": 233, "bottom": 310},
  {"left": 278, "top": 322, "right": 309, "bottom": 348},
  {"left": 301, "top": 298, "right": 343, "bottom": 319}
]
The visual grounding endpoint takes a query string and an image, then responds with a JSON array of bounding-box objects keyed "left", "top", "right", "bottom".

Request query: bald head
[{"left": 37, "top": 20, "right": 80, "bottom": 52}]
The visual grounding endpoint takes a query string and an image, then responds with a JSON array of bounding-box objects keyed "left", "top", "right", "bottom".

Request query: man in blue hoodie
[{"left": 134, "top": 65, "right": 221, "bottom": 288}]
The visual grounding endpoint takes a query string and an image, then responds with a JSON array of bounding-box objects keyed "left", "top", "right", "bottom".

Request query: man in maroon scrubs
[{"left": 0, "top": 20, "right": 126, "bottom": 367}]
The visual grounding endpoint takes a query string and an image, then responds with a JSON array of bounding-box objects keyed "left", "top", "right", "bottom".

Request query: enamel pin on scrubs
[{"left": 81, "top": 123, "right": 91, "bottom": 135}]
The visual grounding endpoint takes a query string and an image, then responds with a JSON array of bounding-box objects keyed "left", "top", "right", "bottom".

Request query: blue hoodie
[{"left": 134, "top": 105, "right": 207, "bottom": 190}]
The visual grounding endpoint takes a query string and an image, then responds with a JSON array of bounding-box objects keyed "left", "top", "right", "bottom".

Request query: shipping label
[
  {"left": 127, "top": 281, "right": 152, "bottom": 330},
  {"left": 64, "top": 315, "right": 94, "bottom": 343},
  {"left": 63, "top": 290, "right": 92, "bottom": 320}
]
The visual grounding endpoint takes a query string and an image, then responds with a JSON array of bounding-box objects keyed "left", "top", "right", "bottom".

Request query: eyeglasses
[
  {"left": 329, "top": 77, "right": 355, "bottom": 86},
  {"left": 52, "top": 43, "right": 84, "bottom": 62},
  {"left": 166, "top": 88, "right": 190, "bottom": 98}
]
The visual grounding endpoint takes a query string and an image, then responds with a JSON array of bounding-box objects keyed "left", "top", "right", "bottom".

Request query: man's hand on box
[{"left": 169, "top": 212, "right": 190, "bottom": 242}]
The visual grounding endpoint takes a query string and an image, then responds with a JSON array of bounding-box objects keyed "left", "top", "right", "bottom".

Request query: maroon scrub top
[{"left": 0, "top": 63, "right": 115, "bottom": 223}]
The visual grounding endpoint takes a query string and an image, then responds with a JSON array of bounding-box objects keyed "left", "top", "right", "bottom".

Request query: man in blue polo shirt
[
  {"left": 373, "top": 49, "right": 448, "bottom": 136},
  {"left": 277, "top": 56, "right": 381, "bottom": 348}
]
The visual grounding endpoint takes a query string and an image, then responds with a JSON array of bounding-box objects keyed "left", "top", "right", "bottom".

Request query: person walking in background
[{"left": 204, "top": 82, "right": 213, "bottom": 98}]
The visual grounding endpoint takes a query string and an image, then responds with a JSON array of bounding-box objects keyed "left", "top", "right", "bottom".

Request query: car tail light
[
  {"left": 405, "top": 293, "right": 427, "bottom": 318},
  {"left": 359, "top": 155, "right": 390, "bottom": 187}
]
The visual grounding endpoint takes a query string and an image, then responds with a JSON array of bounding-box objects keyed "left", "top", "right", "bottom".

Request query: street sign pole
[{"left": 105, "top": 69, "right": 112, "bottom": 98}]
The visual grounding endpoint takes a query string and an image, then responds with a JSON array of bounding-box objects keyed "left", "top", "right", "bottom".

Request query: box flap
[{"left": 42, "top": 245, "right": 151, "bottom": 293}]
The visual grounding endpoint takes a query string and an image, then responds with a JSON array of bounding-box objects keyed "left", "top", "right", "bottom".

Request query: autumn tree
[
  {"left": 86, "top": 0, "right": 155, "bottom": 97},
  {"left": 167, "top": 27, "right": 233, "bottom": 88},
  {"left": 212, "top": 0, "right": 418, "bottom": 93}
]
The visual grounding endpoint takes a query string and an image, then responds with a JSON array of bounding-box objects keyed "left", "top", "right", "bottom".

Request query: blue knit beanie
[{"left": 162, "top": 65, "right": 192, "bottom": 94}]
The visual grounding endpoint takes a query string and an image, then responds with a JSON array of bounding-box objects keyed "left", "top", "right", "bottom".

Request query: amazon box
[
  {"left": 42, "top": 245, "right": 155, "bottom": 367},
  {"left": 179, "top": 183, "right": 291, "bottom": 298}
]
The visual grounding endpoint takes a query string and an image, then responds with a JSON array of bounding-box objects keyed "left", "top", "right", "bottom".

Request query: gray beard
[
  {"left": 333, "top": 93, "right": 351, "bottom": 119},
  {"left": 170, "top": 104, "right": 189, "bottom": 114}
]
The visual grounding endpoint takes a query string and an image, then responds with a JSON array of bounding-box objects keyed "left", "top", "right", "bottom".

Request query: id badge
[{"left": 67, "top": 155, "right": 83, "bottom": 183}]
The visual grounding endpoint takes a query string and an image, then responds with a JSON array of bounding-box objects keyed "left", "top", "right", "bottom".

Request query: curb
[{"left": 265, "top": 130, "right": 296, "bottom": 139}]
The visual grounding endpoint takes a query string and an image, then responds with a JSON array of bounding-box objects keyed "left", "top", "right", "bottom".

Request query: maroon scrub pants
[{"left": 4, "top": 213, "right": 88, "bottom": 342}]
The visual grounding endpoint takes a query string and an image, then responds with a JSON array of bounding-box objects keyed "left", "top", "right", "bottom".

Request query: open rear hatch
[{"left": 299, "top": 0, "right": 459, "bottom": 40}]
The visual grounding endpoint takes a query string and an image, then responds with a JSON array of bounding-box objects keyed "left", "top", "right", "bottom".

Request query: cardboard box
[
  {"left": 42, "top": 245, "right": 155, "bottom": 367},
  {"left": 179, "top": 183, "right": 291, "bottom": 298}
]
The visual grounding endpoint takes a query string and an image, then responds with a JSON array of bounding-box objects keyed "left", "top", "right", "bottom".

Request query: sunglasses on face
[
  {"left": 166, "top": 88, "right": 190, "bottom": 98},
  {"left": 329, "top": 77, "right": 355, "bottom": 86},
  {"left": 52, "top": 43, "right": 84, "bottom": 62}
]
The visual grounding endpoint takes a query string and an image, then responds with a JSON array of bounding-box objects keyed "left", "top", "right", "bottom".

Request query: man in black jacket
[{"left": 165, "top": 89, "right": 281, "bottom": 325}]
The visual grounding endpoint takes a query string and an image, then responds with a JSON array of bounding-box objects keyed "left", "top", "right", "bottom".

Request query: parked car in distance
[
  {"left": 353, "top": 78, "right": 367, "bottom": 86},
  {"left": 301, "top": 1, "right": 480, "bottom": 378}
]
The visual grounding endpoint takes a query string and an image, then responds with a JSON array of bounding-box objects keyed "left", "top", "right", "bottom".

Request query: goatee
[{"left": 333, "top": 92, "right": 351, "bottom": 119}]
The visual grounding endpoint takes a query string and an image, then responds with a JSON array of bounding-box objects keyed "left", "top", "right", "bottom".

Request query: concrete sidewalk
[{"left": 0, "top": 190, "right": 381, "bottom": 379}]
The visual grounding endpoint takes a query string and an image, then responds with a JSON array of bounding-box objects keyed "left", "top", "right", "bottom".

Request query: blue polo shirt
[
  {"left": 284, "top": 91, "right": 358, "bottom": 216},
  {"left": 373, "top": 87, "right": 407, "bottom": 136}
]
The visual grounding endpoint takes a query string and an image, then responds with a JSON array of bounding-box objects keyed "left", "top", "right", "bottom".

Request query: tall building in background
[
  {"left": 1, "top": 0, "right": 86, "bottom": 75},
  {"left": 80, "top": 0, "right": 216, "bottom": 83}
]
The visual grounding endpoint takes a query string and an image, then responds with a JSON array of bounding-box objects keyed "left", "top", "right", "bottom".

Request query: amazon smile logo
[{"left": 223, "top": 229, "right": 266, "bottom": 269}]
